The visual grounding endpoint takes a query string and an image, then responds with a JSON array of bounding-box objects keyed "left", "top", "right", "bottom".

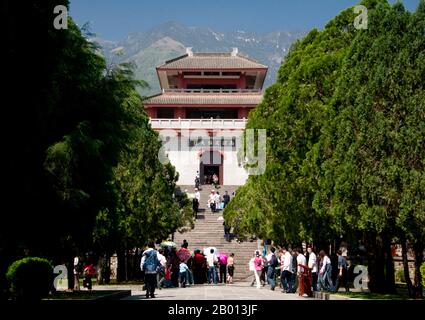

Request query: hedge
[{"left": 6, "top": 257, "right": 53, "bottom": 302}]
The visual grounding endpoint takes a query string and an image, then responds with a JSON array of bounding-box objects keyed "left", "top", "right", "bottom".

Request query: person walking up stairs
[{"left": 174, "top": 185, "right": 259, "bottom": 282}]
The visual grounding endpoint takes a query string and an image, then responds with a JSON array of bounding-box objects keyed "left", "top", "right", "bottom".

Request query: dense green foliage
[
  {"left": 6, "top": 257, "right": 53, "bottom": 301},
  {"left": 93, "top": 95, "right": 194, "bottom": 251},
  {"left": 224, "top": 0, "right": 425, "bottom": 295},
  {"left": 1, "top": 0, "right": 192, "bottom": 290},
  {"left": 225, "top": 1, "right": 366, "bottom": 244}
]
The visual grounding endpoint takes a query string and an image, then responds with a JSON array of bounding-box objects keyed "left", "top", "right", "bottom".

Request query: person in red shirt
[
  {"left": 83, "top": 263, "right": 96, "bottom": 291},
  {"left": 193, "top": 250, "right": 207, "bottom": 284}
]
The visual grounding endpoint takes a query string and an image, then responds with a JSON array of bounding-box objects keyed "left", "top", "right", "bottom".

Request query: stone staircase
[
  {"left": 174, "top": 185, "right": 261, "bottom": 282},
  {"left": 177, "top": 184, "right": 238, "bottom": 208}
]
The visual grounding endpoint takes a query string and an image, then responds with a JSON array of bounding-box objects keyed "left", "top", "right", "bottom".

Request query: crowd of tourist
[
  {"left": 207, "top": 189, "right": 231, "bottom": 213},
  {"left": 188, "top": 187, "right": 232, "bottom": 217},
  {"left": 248, "top": 246, "right": 350, "bottom": 297},
  {"left": 203, "top": 172, "right": 220, "bottom": 188},
  {"left": 140, "top": 240, "right": 235, "bottom": 298},
  {"left": 139, "top": 239, "right": 349, "bottom": 298}
]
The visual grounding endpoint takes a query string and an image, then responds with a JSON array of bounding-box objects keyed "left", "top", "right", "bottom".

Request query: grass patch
[
  {"left": 44, "top": 290, "right": 131, "bottom": 300},
  {"left": 45, "top": 290, "right": 118, "bottom": 300},
  {"left": 333, "top": 291, "right": 408, "bottom": 300},
  {"left": 333, "top": 283, "right": 425, "bottom": 300}
]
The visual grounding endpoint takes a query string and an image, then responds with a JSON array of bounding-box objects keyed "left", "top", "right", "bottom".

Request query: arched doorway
[{"left": 199, "top": 149, "right": 223, "bottom": 185}]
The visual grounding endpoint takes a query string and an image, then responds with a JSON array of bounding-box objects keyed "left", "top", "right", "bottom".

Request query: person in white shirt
[
  {"left": 307, "top": 246, "right": 318, "bottom": 291},
  {"left": 195, "top": 189, "right": 201, "bottom": 202},
  {"left": 140, "top": 241, "right": 161, "bottom": 298},
  {"left": 294, "top": 248, "right": 312, "bottom": 296},
  {"left": 206, "top": 249, "right": 218, "bottom": 284},
  {"left": 179, "top": 261, "right": 189, "bottom": 288},
  {"left": 73, "top": 256, "right": 80, "bottom": 290},
  {"left": 318, "top": 250, "right": 335, "bottom": 292},
  {"left": 195, "top": 171, "right": 200, "bottom": 188},
  {"left": 208, "top": 190, "right": 216, "bottom": 213},
  {"left": 279, "top": 248, "right": 293, "bottom": 293},
  {"left": 214, "top": 191, "right": 221, "bottom": 210},
  {"left": 296, "top": 249, "right": 307, "bottom": 274}
]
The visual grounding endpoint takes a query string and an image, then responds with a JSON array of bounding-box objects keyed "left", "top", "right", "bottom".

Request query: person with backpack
[
  {"left": 266, "top": 247, "right": 278, "bottom": 290},
  {"left": 140, "top": 241, "right": 161, "bottom": 298}
]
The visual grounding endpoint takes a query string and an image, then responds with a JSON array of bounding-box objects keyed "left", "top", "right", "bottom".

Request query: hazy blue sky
[{"left": 69, "top": 0, "right": 421, "bottom": 40}]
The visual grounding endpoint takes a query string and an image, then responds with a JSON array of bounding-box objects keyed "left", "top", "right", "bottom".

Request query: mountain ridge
[{"left": 97, "top": 21, "right": 306, "bottom": 96}]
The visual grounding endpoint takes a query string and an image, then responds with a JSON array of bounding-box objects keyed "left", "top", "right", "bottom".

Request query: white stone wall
[
  {"left": 167, "top": 149, "right": 248, "bottom": 186},
  {"left": 223, "top": 150, "right": 248, "bottom": 185},
  {"left": 167, "top": 150, "right": 200, "bottom": 185}
]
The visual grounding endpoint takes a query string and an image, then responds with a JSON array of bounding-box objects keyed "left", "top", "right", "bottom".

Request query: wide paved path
[{"left": 93, "top": 282, "right": 351, "bottom": 300}]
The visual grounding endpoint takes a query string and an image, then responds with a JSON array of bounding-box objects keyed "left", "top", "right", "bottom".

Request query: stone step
[{"left": 173, "top": 185, "right": 257, "bottom": 280}]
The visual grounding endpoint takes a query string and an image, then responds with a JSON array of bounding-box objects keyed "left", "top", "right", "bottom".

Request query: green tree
[
  {"left": 224, "top": 2, "right": 368, "bottom": 247},
  {"left": 226, "top": 0, "right": 425, "bottom": 296},
  {"left": 313, "top": 1, "right": 425, "bottom": 295},
  {"left": 93, "top": 83, "right": 193, "bottom": 281},
  {"left": 2, "top": 0, "right": 193, "bottom": 291}
]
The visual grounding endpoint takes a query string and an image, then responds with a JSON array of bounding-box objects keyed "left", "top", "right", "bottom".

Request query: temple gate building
[{"left": 144, "top": 48, "right": 268, "bottom": 186}]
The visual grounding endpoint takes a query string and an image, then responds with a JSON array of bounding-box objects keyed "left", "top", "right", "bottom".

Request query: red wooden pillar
[
  {"left": 144, "top": 107, "right": 156, "bottom": 118},
  {"left": 240, "top": 73, "right": 247, "bottom": 89},
  {"left": 178, "top": 72, "right": 185, "bottom": 88},
  {"left": 238, "top": 107, "right": 248, "bottom": 119},
  {"left": 175, "top": 107, "right": 185, "bottom": 118}
]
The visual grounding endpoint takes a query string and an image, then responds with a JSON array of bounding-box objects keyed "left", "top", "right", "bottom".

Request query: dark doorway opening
[
  {"left": 199, "top": 150, "right": 223, "bottom": 185},
  {"left": 202, "top": 165, "right": 220, "bottom": 185}
]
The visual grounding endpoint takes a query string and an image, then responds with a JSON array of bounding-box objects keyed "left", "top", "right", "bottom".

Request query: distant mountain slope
[{"left": 98, "top": 21, "right": 306, "bottom": 96}]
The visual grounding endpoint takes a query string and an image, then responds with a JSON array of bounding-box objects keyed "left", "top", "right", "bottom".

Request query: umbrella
[
  {"left": 177, "top": 248, "right": 191, "bottom": 262},
  {"left": 160, "top": 241, "right": 177, "bottom": 248},
  {"left": 203, "top": 247, "right": 218, "bottom": 255}
]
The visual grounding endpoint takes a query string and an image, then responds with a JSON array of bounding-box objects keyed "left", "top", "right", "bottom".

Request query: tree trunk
[
  {"left": 413, "top": 242, "right": 424, "bottom": 299},
  {"left": 367, "top": 233, "right": 386, "bottom": 293},
  {"left": 383, "top": 235, "right": 396, "bottom": 293},
  {"left": 116, "top": 250, "right": 126, "bottom": 282},
  {"left": 97, "top": 255, "right": 104, "bottom": 285},
  {"left": 401, "top": 238, "right": 414, "bottom": 298},
  {"left": 124, "top": 250, "right": 128, "bottom": 282},
  {"left": 67, "top": 258, "right": 74, "bottom": 290},
  {"left": 104, "top": 253, "right": 111, "bottom": 284}
]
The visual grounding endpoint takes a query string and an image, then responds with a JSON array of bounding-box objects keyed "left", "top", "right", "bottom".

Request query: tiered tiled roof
[
  {"left": 144, "top": 92, "right": 263, "bottom": 105},
  {"left": 158, "top": 52, "right": 267, "bottom": 70}
]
